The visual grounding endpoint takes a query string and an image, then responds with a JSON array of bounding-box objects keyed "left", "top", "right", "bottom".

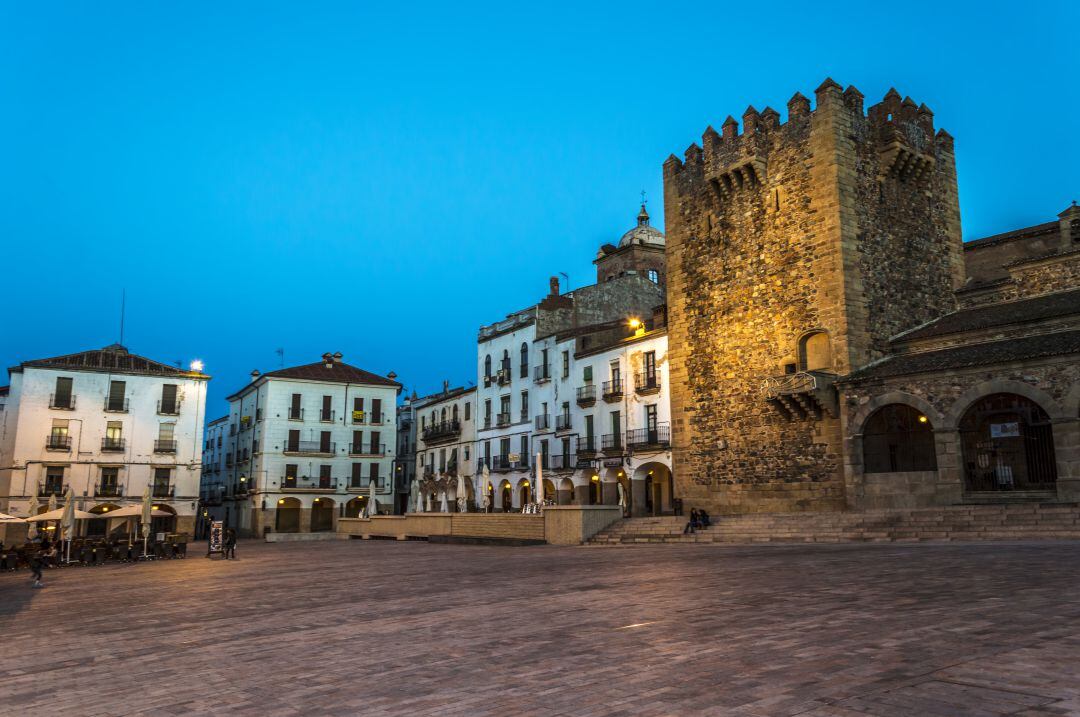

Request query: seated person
[{"left": 699, "top": 509, "right": 711, "bottom": 528}]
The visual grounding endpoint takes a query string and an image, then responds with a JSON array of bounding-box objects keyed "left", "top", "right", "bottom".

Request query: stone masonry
[{"left": 663, "top": 79, "right": 965, "bottom": 514}]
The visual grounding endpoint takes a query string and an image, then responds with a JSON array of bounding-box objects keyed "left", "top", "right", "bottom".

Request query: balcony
[
  {"left": 535, "top": 414, "right": 551, "bottom": 431},
  {"left": 104, "top": 397, "right": 129, "bottom": 413},
  {"left": 281, "top": 476, "right": 338, "bottom": 492},
  {"left": 601, "top": 433, "right": 624, "bottom": 453},
  {"left": 319, "top": 409, "right": 336, "bottom": 423},
  {"left": 101, "top": 437, "right": 126, "bottom": 452},
  {"left": 157, "top": 400, "right": 181, "bottom": 416},
  {"left": 284, "top": 441, "right": 336, "bottom": 456},
  {"left": 496, "top": 368, "right": 512, "bottom": 386},
  {"left": 489, "top": 455, "right": 527, "bottom": 472},
  {"left": 634, "top": 371, "right": 660, "bottom": 395},
  {"left": 349, "top": 443, "right": 387, "bottom": 456},
  {"left": 534, "top": 365, "right": 551, "bottom": 383},
  {"left": 289, "top": 407, "right": 304, "bottom": 421},
  {"left": 602, "top": 379, "right": 624, "bottom": 402},
  {"left": 96, "top": 483, "right": 124, "bottom": 498},
  {"left": 496, "top": 412, "right": 511, "bottom": 428},
  {"left": 549, "top": 454, "right": 576, "bottom": 471},
  {"left": 49, "top": 393, "right": 76, "bottom": 410},
  {"left": 153, "top": 439, "right": 178, "bottom": 454},
  {"left": 576, "top": 385, "right": 597, "bottom": 407},
  {"left": 46, "top": 434, "right": 71, "bottom": 451},
  {"left": 152, "top": 483, "right": 175, "bottom": 498},
  {"left": 577, "top": 436, "right": 598, "bottom": 456},
  {"left": 626, "top": 424, "right": 671, "bottom": 450},
  {"left": 348, "top": 477, "right": 383, "bottom": 492},
  {"left": 38, "top": 482, "right": 67, "bottom": 497},
  {"left": 763, "top": 371, "right": 840, "bottom": 420},
  {"left": 422, "top": 420, "right": 461, "bottom": 443},
  {"left": 555, "top": 414, "right": 572, "bottom": 432}
]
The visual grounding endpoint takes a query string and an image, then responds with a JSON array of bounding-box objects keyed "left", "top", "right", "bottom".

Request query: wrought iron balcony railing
[
  {"left": 576, "top": 385, "right": 597, "bottom": 406},
  {"left": 349, "top": 443, "right": 387, "bottom": 456},
  {"left": 555, "top": 414, "right": 572, "bottom": 432},
  {"left": 152, "top": 483, "right": 175, "bottom": 498},
  {"left": 49, "top": 394, "right": 76, "bottom": 410},
  {"left": 577, "top": 436, "right": 598, "bottom": 455},
  {"left": 153, "top": 439, "right": 178, "bottom": 453},
  {"left": 101, "top": 437, "right": 126, "bottom": 452},
  {"left": 38, "top": 482, "right": 67, "bottom": 497},
  {"left": 157, "top": 400, "right": 181, "bottom": 416},
  {"left": 626, "top": 424, "right": 671, "bottom": 449},
  {"left": 284, "top": 440, "right": 336, "bottom": 455},
  {"left": 534, "top": 365, "right": 551, "bottom": 383},
  {"left": 104, "top": 397, "right": 129, "bottom": 412},
  {"left": 95, "top": 483, "right": 123, "bottom": 498},
  {"left": 601, "top": 433, "right": 624, "bottom": 452},
  {"left": 289, "top": 407, "right": 304, "bottom": 420},
  {"left": 602, "top": 379, "right": 624, "bottom": 401},
  {"left": 634, "top": 371, "right": 660, "bottom": 394},
  {"left": 46, "top": 434, "right": 71, "bottom": 450},
  {"left": 319, "top": 409, "right": 336, "bottom": 423},
  {"left": 422, "top": 420, "right": 461, "bottom": 442},
  {"left": 535, "top": 414, "right": 551, "bottom": 430}
]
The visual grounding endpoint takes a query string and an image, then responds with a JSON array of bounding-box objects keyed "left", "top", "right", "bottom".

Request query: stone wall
[
  {"left": 663, "top": 80, "right": 963, "bottom": 514},
  {"left": 841, "top": 357, "right": 1080, "bottom": 508}
]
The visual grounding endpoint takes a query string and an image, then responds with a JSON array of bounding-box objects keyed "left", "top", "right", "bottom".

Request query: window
[
  {"left": 50, "top": 419, "right": 69, "bottom": 440},
  {"left": 798, "top": 331, "right": 832, "bottom": 372},
  {"left": 484, "top": 354, "right": 492, "bottom": 378},
  {"left": 319, "top": 464, "right": 332, "bottom": 488},
  {"left": 370, "top": 430, "right": 380, "bottom": 454},
  {"left": 321, "top": 395, "right": 333, "bottom": 422},
  {"left": 520, "top": 391, "right": 529, "bottom": 420},
  {"left": 319, "top": 431, "right": 332, "bottom": 453},
  {"left": 290, "top": 393, "right": 302, "bottom": 420},
  {"left": 610, "top": 361, "right": 621, "bottom": 382},
  {"left": 351, "top": 463, "right": 363, "bottom": 488},
  {"left": 464, "top": 402, "right": 471, "bottom": 420},
  {"left": 287, "top": 429, "right": 300, "bottom": 452},
  {"left": 562, "top": 351, "right": 570, "bottom": 378},
  {"left": 371, "top": 399, "right": 382, "bottom": 423},
  {"left": 44, "top": 465, "right": 65, "bottom": 492},
  {"left": 439, "top": 448, "right": 446, "bottom": 470},
  {"left": 520, "top": 342, "right": 529, "bottom": 378},
  {"left": 647, "top": 269, "right": 659, "bottom": 283},
  {"left": 863, "top": 404, "right": 937, "bottom": 473},
  {"left": 501, "top": 349, "right": 511, "bottom": 374},
  {"left": 583, "top": 366, "right": 593, "bottom": 383},
  {"left": 585, "top": 415, "right": 594, "bottom": 439},
  {"left": 464, "top": 446, "right": 470, "bottom": 460},
  {"left": 53, "top": 377, "right": 73, "bottom": 409},
  {"left": 452, "top": 404, "right": 458, "bottom": 422},
  {"left": 107, "top": 380, "right": 126, "bottom": 411},
  {"left": 100, "top": 467, "right": 119, "bottom": 492},
  {"left": 484, "top": 400, "right": 492, "bottom": 426},
  {"left": 352, "top": 430, "right": 363, "bottom": 452},
  {"left": 520, "top": 436, "right": 529, "bottom": 465},
  {"left": 369, "top": 462, "right": 380, "bottom": 486},
  {"left": 160, "top": 384, "right": 179, "bottom": 414},
  {"left": 959, "top": 394, "right": 1056, "bottom": 491},
  {"left": 105, "top": 421, "right": 123, "bottom": 448}
]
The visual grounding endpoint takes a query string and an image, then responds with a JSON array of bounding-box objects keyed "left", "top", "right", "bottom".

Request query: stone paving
[{"left": 2, "top": 540, "right": 1080, "bottom": 716}]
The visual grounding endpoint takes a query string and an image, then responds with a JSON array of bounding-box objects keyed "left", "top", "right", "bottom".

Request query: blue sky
[{"left": 2, "top": 1, "right": 1077, "bottom": 413}]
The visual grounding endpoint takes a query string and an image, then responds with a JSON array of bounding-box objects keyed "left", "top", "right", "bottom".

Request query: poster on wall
[
  {"left": 208, "top": 520, "right": 224, "bottom": 555},
  {"left": 990, "top": 422, "right": 1021, "bottom": 438}
]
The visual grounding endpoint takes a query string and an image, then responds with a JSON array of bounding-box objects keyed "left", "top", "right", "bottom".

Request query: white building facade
[
  {"left": 209, "top": 352, "right": 400, "bottom": 537},
  {"left": 415, "top": 385, "right": 477, "bottom": 511},
  {"left": 0, "top": 344, "right": 209, "bottom": 536}
]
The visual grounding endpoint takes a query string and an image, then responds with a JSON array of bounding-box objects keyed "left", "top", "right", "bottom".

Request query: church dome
[{"left": 618, "top": 204, "right": 665, "bottom": 247}]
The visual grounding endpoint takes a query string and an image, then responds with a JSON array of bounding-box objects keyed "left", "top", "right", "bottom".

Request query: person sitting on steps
[
  {"left": 699, "top": 509, "right": 711, "bottom": 529},
  {"left": 684, "top": 508, "right": 700, "bottom": 534}
]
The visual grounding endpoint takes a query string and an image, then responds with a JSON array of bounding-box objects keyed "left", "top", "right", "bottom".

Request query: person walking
[
  {"left": 224, "top": 528, "right": 237, "bottom": 560},
  {"left": 29, "top": 550, "right": 45, "bottom": 588}
]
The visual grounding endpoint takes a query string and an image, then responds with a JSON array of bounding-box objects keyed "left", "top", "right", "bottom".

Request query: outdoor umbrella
[
  {"left": 408, "top": 477, "right": 419, "bottom": 514},
  {"left": 481, "top": 464, "right": 491, "bottom": 512},
  {"left": 25, "top": 508, "right": 95, "bottom": 522},
  {"left": 438, "top": 472, "right": 449, "bottom": 513},
  {"left": 367, "top": 479, "right": 377, "bottom": 518},
  {"left": 0, "top": 512, "right": 25, "bottom": 522},
  {"left": 618, "top": 482, "right": 628, "bottom": 515},
  {"left": 140, "top": 486, "right": 153, "bottom": 557},
  {"left": 415, "top": 479, "right": 425, "bottom": 513},
  {"left": 26, "top": 496, "right": 39, "bottom": 540},
  {"left": 535, "top": 452, "right": 544, "bottom": 504},
  {"left": 60, "top": 487, "right": 76, "bottom": 563},
  {"left": 100, "top": 505, "right": 171, "bottom": 519},
  {"left": 456, "top": 474, "right": 467, "bottom": 513}
]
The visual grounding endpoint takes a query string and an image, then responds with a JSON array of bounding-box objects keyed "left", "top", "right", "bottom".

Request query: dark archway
[
  {"left": 862, "top": 404, "right": 938, "bottom": 473},
  {"left": 311, "top": 497, "right": 335, "bottom": 532},
  {"left": 151, "top": 504, "right": 177, "bottom": 536},
  {"left": 276, "top": 498, "right": 301, "bottom": 532},
  {"left": 959, "top": 393, "right": 1058, "bottom": 492}
]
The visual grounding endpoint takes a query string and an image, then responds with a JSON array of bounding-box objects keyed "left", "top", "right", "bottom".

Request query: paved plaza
[{"left": 2, "top": 540, "right": 1080, "bottom": 716}]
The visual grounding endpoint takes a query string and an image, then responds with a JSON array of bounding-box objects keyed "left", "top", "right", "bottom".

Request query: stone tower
[
  {"left": 662, "top": 79, "right": 964, "bottom": 514},
  {"left": 594, "top": 204, "right": 667, "bottom": 287}
]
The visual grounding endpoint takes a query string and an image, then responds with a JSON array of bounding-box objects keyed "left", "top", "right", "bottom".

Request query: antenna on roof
[
  {"left": 276, "top": 348, "right": 284, "bottom": 368},
  {"left": 119, "top": 289, "right": 126, "bottom": 346},
  {"left": 559, "top": 271, "right": 569, "bottom": 291}
]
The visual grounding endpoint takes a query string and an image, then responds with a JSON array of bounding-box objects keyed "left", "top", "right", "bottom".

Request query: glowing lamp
[
  {"left": 190, "top": 359, "right": 204, "bottom": 372},
  {"left": 918, "top": 415, "right": 928, "bottom": 423}
]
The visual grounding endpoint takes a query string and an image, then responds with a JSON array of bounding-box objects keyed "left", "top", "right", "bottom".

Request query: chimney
[
  {"left": 443, "top": 379, "right": 450, "bottom": 393},
  {"left": 549, "top": 276, "right": 560, "bottom": 296},
  {"left": 333, "top": 352, "right": 343, "bottom": 362},
  {"left": 322, "top": 352, "right": 333, "bottom": 368},
  {"left": 250, "top": 369, "right": 260, "bottom": 383}
]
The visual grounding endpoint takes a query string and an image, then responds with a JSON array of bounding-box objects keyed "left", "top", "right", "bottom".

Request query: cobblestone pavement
[{"left": 2, "top": 540, "right": 1080, "bottom": 716}]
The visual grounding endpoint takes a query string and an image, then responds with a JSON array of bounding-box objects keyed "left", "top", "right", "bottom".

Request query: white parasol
[
  {"left": 535, "top": 452, "right": 543, "bottom": 504},
  {"left": 0, "top": 512, "right": 26, "bottom": 522},
  {"left": 367, "top": 478, "right": 377, "bottom": 518},
  {"left": 25, "top": 508, "right": 95, "bottom": 522},
  {"left": 438, "top": 472, "right": 449, "bottom": 513},
  {"left": 456, "top": 474, "right": 467, "bottom": 513},
  {"left": 140, "top": 486, "right": 153, "bottom": 557},
  {"left": 618, "top": 482, "right": 628, "bottom": 513},
  {"left": 481, "top": 464, "right": 491, "bottom": 511},
  {"left": 409, "top": 478, "right": 419, "bottom": 514},
  {"left": 26, "top": 496, "right": 39, "bottom": 540},
  {"left": 60, "top": 487, "right": 76, "bottom": 563}
]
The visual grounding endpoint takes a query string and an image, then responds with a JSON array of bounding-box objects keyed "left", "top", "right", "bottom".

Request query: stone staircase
[{"left": 587, "top": 504, "right": 1080, "bottom": 545}]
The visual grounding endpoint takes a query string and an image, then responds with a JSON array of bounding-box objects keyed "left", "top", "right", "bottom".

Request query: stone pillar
[
  {"left": 1054, "top": 417, "right": 1080, "bottom": 501},
  {"left": 933, "top": 429, "right": 964, "bottom": 505},
  {"left": 602, "top": 481, "right": 619, "bottom": 505},
  {"left": 630, "top": 479, "right": 647, "bottom": 517},
  {"left": 557, "top": 488, "right": 572, "bottom": 505},
  {"left": 300, "top": 508, "right": 312, "bottom": 533},
  {"left": 574, "top": 484, "right": 590, "bottom": 505}
]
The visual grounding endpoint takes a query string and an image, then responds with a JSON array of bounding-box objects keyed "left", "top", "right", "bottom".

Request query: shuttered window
[{"left": 108, "top": 381, "right": 126, "bottom": 411}]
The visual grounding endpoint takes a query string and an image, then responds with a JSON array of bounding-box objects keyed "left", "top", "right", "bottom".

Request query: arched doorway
[
  {"left": 558, "top": 478, "right": 574, "bottom": 505},
  {"left": 345, "top": 497, "right": 368, "bottom": 518},
  {"left": 588, "top": 474, "right": 601, "bottom": 505},
  {"left": 633, "top": 462, "right": 673, "bottom": 516},
  {"left": 542, "top": 479, "right": 555, "bottom": 504},
  {"left": 276, "top": 498, "right": 301, "bottom": 533},
  {"left": 862, "top": 404, "right": 937, "bottom": 472},
  {"left": 87, "top": 503, "right": 122, "bottom": 537},
  {"left": 960, "top": 393, "right": 1057, "bottom": 492},
  {"left": 499, "top": 480, "right": 512, "bottom": 512},
  {"left": 151, "top": 504, "right": 177, "bottom": 536},
  {"left": 311, "top": 497, "right": 335, "bottom": 532},
  {"left": 518, "top": 479, "right": 532, "bottom": 507}
]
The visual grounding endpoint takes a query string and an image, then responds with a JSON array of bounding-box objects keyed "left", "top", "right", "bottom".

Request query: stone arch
[
  {"left": 151, "top": 503, "right": 177, "bottom": 535},
  {"left": 632, "top": 461, "right": 672, "bottom": 516},
  {"left": 943, "top": 379, "right": 1066, "bottom": 430},
  {"left": 557, "top": 477, "right": 574, "bottom": 505},
  {"left": 958, "top": 393, "right": 1059, "bottom": 492},
  {"left": 541, "top": 478, "right": 555, "bottom": 504},
  {"left": 797, "top": 329, "right": 833, "bottom": 372},
  {"left": 275, "top": 497, "right": 301, "bottom": 533},
  {"left": 311, "top": 497, "right": 335, "bottom": 532},
  {"left": 344, "top": 496, "right": 368, "bottom": 518},
  {"left": 516, "top": 477, "right": 533, "bottom": 507},
  {"left": 851, "top": 391, "right": 944, "bottom": 436},
  {"left": 498, "top": 479, "right": 512, "bottom": 512},
  {"left": 87, "top": 502, "right": 123, "bottom": 537}
]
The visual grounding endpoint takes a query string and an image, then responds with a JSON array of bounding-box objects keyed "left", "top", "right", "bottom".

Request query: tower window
[{"left": 647, "top": 269, "right": 659, "bottom": 283}]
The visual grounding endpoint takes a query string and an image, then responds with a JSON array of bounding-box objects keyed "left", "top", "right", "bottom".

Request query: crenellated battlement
[{"left": 664, "top": 79, "right": 954, "bottom": 186}]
